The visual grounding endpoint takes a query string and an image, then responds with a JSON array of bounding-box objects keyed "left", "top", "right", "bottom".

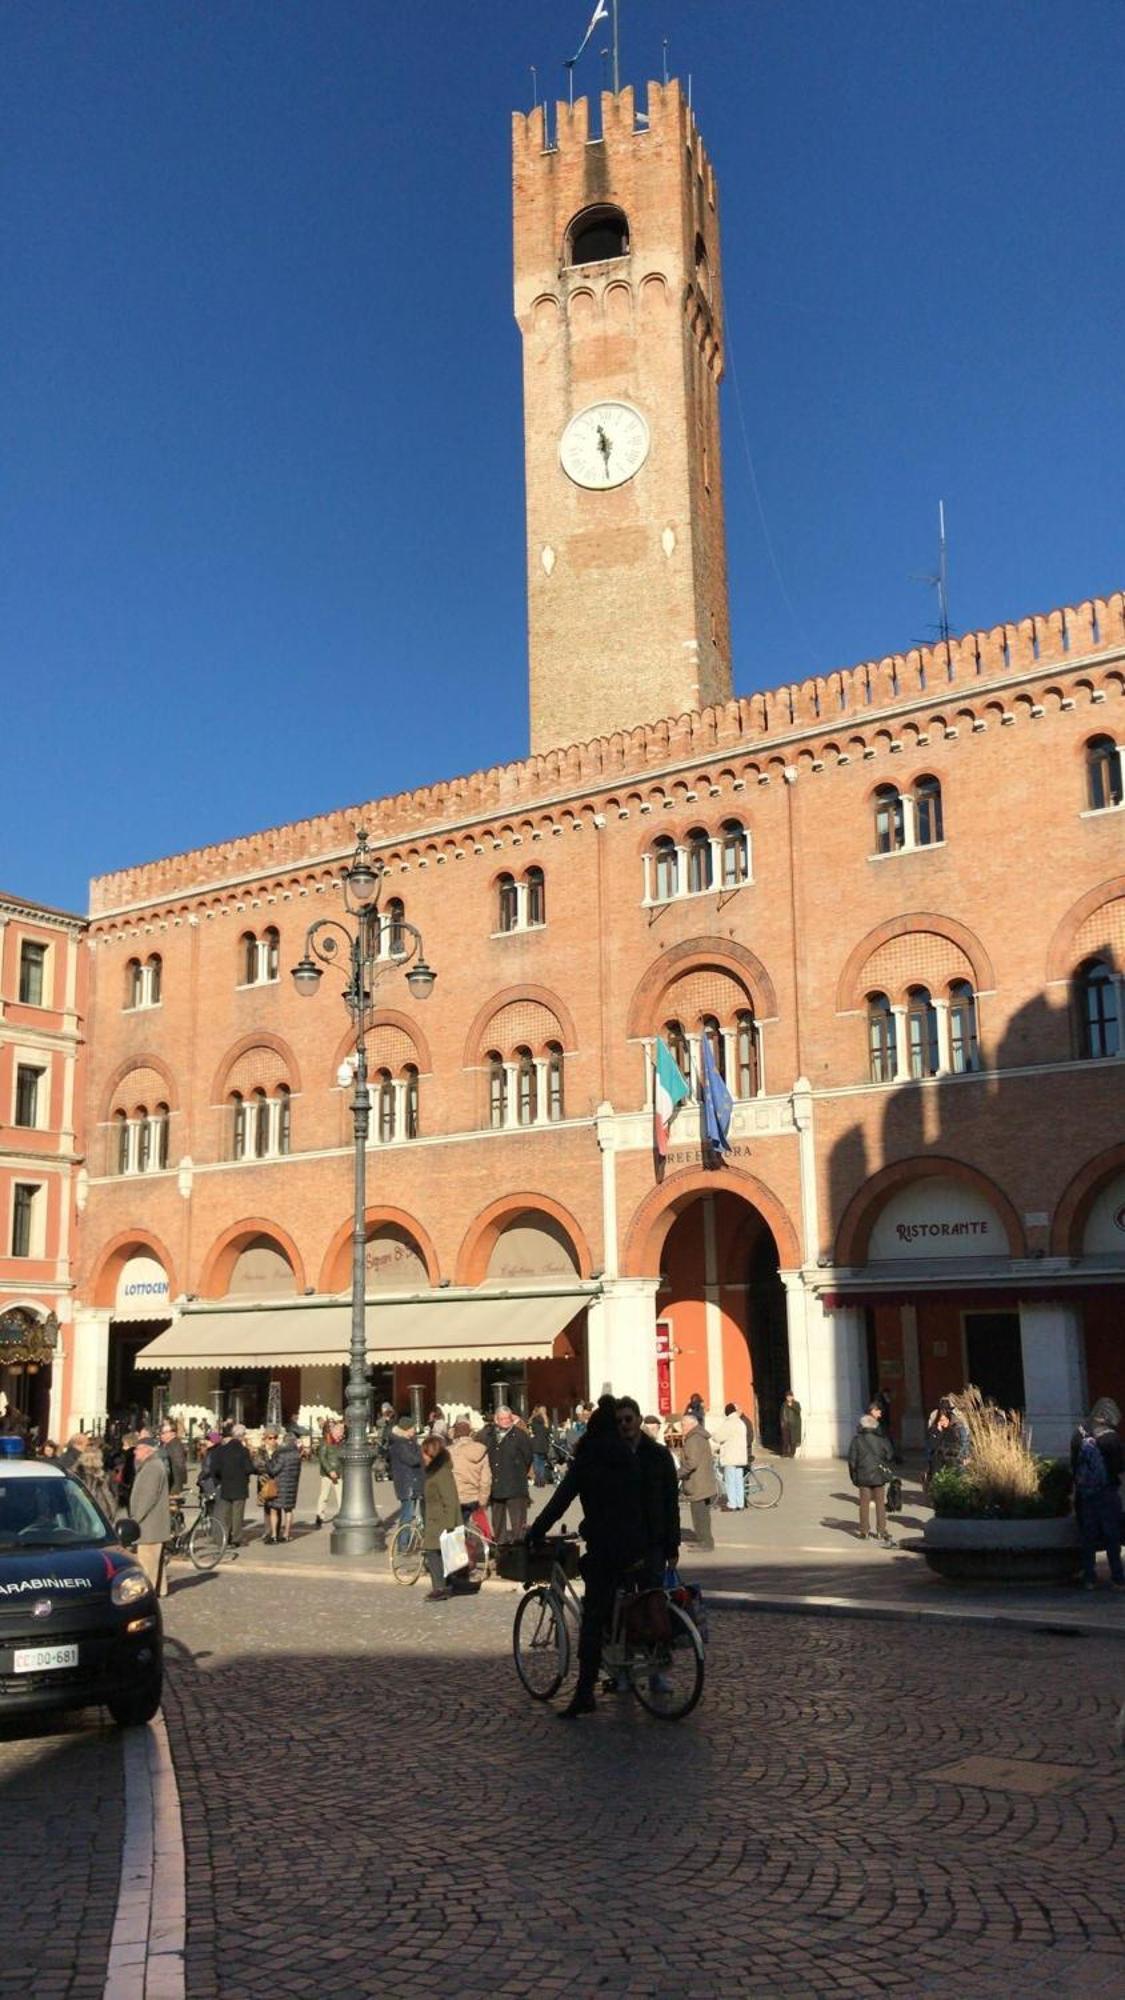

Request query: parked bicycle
[
  {"left": 510, "top": 1536, "right": 705, "bottom": 1720},
  {"left": 743, "top": 1462, "right": 783, "bottom": 1509},
  {"left": 389, "top": 1511, "right": 496, "bottom": 1586},
  {"left": 167, "top": 1491, "right": 227, "bottom": 1571}
]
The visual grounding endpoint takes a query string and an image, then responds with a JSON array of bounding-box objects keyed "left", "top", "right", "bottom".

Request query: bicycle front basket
[{"left": 497, "top": 1539, "right": 579, "bottom": 1585}]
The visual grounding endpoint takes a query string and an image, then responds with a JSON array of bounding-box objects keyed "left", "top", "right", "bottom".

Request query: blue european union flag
[{"left": 699, "top": 1035, "right": 733, "bottom": 1155}]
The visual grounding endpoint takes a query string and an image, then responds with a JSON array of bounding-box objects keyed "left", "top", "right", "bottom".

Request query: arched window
[
  {"left": 664, "top": 1019, "right": 691, "bottom": 1085},
  {"left": 126, "top": 959, "right": 143, "bottom": 1009},
  {"left": 230, "top": 1092, "right": 246, "bottom": 1160},
  {"left": 914, "top": 776, "right": 944, "bottom": 847},
  {"left": 735, "top": 1010, "right": 758, "bottom": 1098},
  {"left": 147, "top": 954, "right": 163, "bottom": 1004},
  {"left": 1086, "top": 735, "right": 1123, "bottom": 811},
  {"left": 516, "top": 1047, "right": 537, "bottom": 1126},
  {"left": 1077, "top": 957, "right": 1120, "bottom": 1059},
  {"left": 253, "top": 1088, "right": 270, "bottom": 1158},
  {"left": 275, "top": 1085, "right": 291, "bottom": 1156},
  {"left": 384, "top": 898, "right": 406, "bottom": 958},
  {"left": 263, "top": 928, "right": 280, "bottom": 981},
  {"left": 701, "top": 1014, "right": 725, "bottom": 1079},
  {"left": 152, "top": 1103, "right": 170, "bottom": 1169},
  {"left": 526, "top": 866, "right": 545, "bottom": 927},
  {"left": 720, "top": 820, "right": 749, "bottom": 887},
  {"left": 874, "top": 786, "right": 904, "bottom": 855},
  {"left": 114, "top": 1110, "right": 130, "bottom": 1175},
  {"left": 136, "top": 1106, "right": 151, "bottom": 1174},
  {"left": 403, "top": 1065, "right": 419, "bottom": 1140},
  {"left": 488, "top": 1053, "right": 507, "bottom": 1130},
  {"left": 241, "top": 933, "right": 258, "bottom": 985},
  {"left": 653, "top": 836, "right": 679, "bottom": 902},
  {"left": 376, "top": 1068, "right": 395, "bottom": 1144},
  {"left": 568, "top": 204, "right": 629, "bottom": 265},
  {"left": 686, "top": 828, "right": 713, "bottom": 895},
  {"left": 906, "top": 986, "right": 939, "bottom": 1079},
  {"left": 948, "top": 982, "right": 978, "bottom": 1073},
  {"left": 546, "top": 1042, "right": 564, "bottom": 1121},
  {"left": 867, "top": 994, "right": 897, "bottom": 1083},
  {"left": 497, "top": 874, "right": 518, "bottom": 934}
]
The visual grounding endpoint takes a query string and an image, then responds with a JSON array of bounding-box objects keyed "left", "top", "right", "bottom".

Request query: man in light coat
[
  {"left": 713, "top": 1402, "right": 749, "bottom": 1511},
  {"left": 130, "top": 1432, "right": 171, "bottom": 1597},
  {"left": 679, "top": 1413, "right": 718, "bottom": 1550},
  {"left": 449, "top": 1419, "right": 492, "bottom": 1521}
]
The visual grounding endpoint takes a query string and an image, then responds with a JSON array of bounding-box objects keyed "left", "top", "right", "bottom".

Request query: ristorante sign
[{"left": 869, "top": 1180, "right": 1003, "bottom": 1261}]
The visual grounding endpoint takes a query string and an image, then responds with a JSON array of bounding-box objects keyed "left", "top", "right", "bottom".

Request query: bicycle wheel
[
  {"left": 629, "top": 1601, "right": 705, "bottom": 1721},
  {"left": 390, "top": 1520, "right": 425, "bottom": 1585},
  {"left": 513, "top": 1587, "right": 569, "bottom": 1699},
  {"left": 188, "top": 1511, "right": 227, "bottom": 1571},
  {"left": 745, "top": 1465, "right": 783, "bottom": 1509},
  {"left": 462, "top": 1522, "right": 493, "bottom": 1581}
]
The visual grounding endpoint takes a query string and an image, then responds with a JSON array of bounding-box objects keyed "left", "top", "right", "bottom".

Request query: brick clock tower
[{"left": 513, "top": 81, "right": 732, "bottom": 754}]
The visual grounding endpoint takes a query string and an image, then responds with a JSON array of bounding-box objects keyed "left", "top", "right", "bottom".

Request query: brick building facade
[
  {"left": 0, "top": 891, "right": 87, "bottom": 1443},
  {"left": 60, "top": 81, "right": 1125, "bottom": 1455}
]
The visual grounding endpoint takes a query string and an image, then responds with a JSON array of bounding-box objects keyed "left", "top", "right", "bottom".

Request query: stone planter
[{"left": 917, "top": 1513, "right": 1082, "bottom": 1583}]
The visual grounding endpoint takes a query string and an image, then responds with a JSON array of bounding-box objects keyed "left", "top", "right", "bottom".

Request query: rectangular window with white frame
[
  {"left": 10, "top": 1181, "right": 45, "bottom": 1258},
  {"left": 14, "top": 1062, "right": 47, "bottom": 1129},
  {"left": 18, "top": 939, "right": 48, "bottom": 1007}
]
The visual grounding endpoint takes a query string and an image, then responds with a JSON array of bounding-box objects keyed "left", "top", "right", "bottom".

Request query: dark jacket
[
  {"left": 491, "top": 1424, "right": 534, "bottom": 1501},
  {"left": 422, "top": 1449, "right": 463, "bottom": 1551},
  {"left": 529, "top": 1416, "right": 551, "bottom": 1459},
  {"left": 206, "top": 1439, "right": 255, "bottom": 1501},
  {"left": 848, "top": 1420, "right": 893, "bottom": 1489},
  {"left": 158, "top": 1438, "right": 188, "bottom": 1495},
  {"left": 634, "top": 1432, "right": 680, "bottom": 1565},
  {"left": 1069, "top": 1424, "right": 1123, "bottom": 1489},
  {"left": 265, "top": 1440, "right": 302, "bottom": 1510},
  {"left": 780, "top": 1397, "right": 802, "bottom": 1446},
  {"left": 389, "top": 1426, "right": 423, "bottom": 1502},
  {"left": 534, "top": 1425, "right": 647, "bottom": 1570}
]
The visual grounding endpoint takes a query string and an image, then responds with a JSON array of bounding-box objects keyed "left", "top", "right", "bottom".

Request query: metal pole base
[{"left": 330, "top": 1517, "right": 386, "bottom": 1557}]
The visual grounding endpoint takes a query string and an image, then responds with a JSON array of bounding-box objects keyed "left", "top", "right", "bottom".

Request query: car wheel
[{"left": 107, "top": 1679, "right": 163, "bottom": 1728}]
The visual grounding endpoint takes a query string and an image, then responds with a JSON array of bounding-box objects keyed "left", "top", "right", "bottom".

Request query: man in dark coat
[
  {"left": 779, "top": 1392, "right": 802, "bottom": 1458},
  {"left": 490, "top": 1407, "right": 534, "bottom": 1546},
  {"left": 847, "top": 1413, "right": 894, "bottom": 1545},
  {"left": 205, "top": 1424, "right": 255, "bottom": 1555},
  {"left": 529, "top": 1395, "right": 649, "bottom": 1717},
  {"left": 1069, "top": 1396, "right": 1123, "bottom": 1590},
  {"left": 389, "top": 1415, "right": 423, "bottom": 1526},
  {"left": 157, "top": 1419, "right": 188, "bottom": 1499},
  {"left": 616, "top": 1396, "right": 679, "bottom": 1580}
]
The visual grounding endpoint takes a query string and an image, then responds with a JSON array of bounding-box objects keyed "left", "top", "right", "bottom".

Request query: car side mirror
[{"left": 117, "top": 1518, "right": 141, "bottom": 1548}]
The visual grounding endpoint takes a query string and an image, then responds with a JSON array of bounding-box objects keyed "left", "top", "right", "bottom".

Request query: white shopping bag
[{"left": 440, "top": 1524, "right": 469, "bottom": 1577}]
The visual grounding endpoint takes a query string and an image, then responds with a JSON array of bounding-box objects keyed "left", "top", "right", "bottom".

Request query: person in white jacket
[{"left": 714, "top": 1402, "right": 749, "bottom": 1511}]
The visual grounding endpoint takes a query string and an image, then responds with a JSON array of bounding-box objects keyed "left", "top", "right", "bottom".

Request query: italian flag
[{"left": 653, "top": 1036, "right": 690, "bottom": 1159}]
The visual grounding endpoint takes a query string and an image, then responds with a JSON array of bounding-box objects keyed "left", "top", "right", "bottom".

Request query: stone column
[
  {"left": 68, "top": 1309, "right": 112, "bottom": 1435},
  {"left": 891, "top": 1006, "right": 910, "bottom": 1083},
  {"left": 1018, "top": 1299, "right": 1087, "bottom": 1455},
  {"left": 782, "top": 1277, "right": 866, "bottom": 1458},
  {"left": 932, "top": 998, "right": 952, "bottom": 1076},
  {"left": 585, "top": 1279, "right": 660, "bottom": 1410}
]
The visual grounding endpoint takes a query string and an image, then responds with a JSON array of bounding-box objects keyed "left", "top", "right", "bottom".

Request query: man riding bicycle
[{"left": 527, "top": 1393, "right": 679, "bottom": 1719}]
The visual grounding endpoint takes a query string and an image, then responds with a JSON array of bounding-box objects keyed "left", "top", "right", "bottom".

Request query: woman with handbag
[
  {"left": 260, "top": 1429, "right": 301, "bottom": 1542},
  {"left": 421, "top": 1435, "right": 472, "bottom": 1601}
]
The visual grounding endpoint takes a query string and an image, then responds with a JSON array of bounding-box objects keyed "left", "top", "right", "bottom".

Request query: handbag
[
  {"left": 440, "top": 1524, "right": 469, "bottom": 1577},
  {"left": 665, "top": 1566, "right": 709, "bottom": 1646},
  {"left": 470, "top": 1505, "right": 492, "bottom": 1540},
  {"left": 623, "top": 1588, "right": 673, "bottom": 1645},
  {"left": 257, "top": 1475, "right": 279, "bottom": 1503},
  {"left": 885, "top": 1475, "right": 903, "bottom": 1513}
]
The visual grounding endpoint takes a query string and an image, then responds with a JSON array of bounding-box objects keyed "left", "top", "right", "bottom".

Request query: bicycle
[
  {"left": 167, "top": 1491, "right": 227, "bottom": 1571},
  {"left": 389, "top": 1511, "right": 496, "bottom": 1586},
  {"left": 511, "top": 1537, "right": 705, "bottom": 1721},
  {"left": 743, "top": 1462, "right": 783, "bottom": 1509}
]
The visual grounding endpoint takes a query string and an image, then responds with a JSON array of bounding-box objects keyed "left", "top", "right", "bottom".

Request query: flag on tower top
[
  {"left": 567, "top": 1, "right": 610, "bottom": 69},
  {"left": 653, "top": 1036, "right": 690, "bottom": 1160}
]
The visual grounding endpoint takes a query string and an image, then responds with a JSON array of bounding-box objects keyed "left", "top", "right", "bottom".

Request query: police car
[{"left": 0, "top": 1457, "right": 162, "bottom": 1727}]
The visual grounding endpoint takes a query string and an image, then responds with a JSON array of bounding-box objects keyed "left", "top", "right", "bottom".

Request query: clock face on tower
[{"left": 559, "top": 400, "right": 650, "bottom": 490}]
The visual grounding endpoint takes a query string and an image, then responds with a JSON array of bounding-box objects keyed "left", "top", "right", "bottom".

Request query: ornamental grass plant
[{"left": 930, "top": 1384, "right": 1070, "bottom": 1519}]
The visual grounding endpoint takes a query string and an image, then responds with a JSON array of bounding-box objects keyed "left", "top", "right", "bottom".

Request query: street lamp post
[{"left": 292, "top": 830, "right": 436, "bottom": 1555}]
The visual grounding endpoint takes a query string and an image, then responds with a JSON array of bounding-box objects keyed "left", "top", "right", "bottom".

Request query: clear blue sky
[{"left": 5, "top": 1, "right": 1123, "bottom": 912}]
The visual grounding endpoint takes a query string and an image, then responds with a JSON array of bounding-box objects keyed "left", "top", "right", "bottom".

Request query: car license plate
[{"left": 13, "top": 1644, "right": 79, "bottom": 1674}]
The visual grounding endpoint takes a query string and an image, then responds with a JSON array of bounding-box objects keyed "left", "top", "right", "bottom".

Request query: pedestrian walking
[
  {"left": 129, "top": 1431, "right": 171, "bottom": 1596},
  {"left": 449, "top": 1419, "right": 492, "bottom": 1522},
  {"left": 489, "top": 1405, "right": 534, "bottom": 1546},
  {"left": 847, "top": 1412, "right": 895, "bottom": 1544},
  {"left": 712, "top": 1401, "right": 749, "bottom": 1511},
  {"left": 529, "top": 1405, "right": 552, "bottom": 1487},
  {"left": 157, "top": 1418, "right": 187, "bottom": 1501},
  {"left": 315, "top": 1419, "right": 344, "bottom": 1528},
  {"left": 206, "top": 1424, "right": 255, "bottom": 1556},
  {"left": 420, "top": 1435, "right": 473, "bottom": 1601},
  {"left": 528, "top": 1395, "right": 649, "bottom": 1717},
  {"left": 263, "top": 1430, "right": 302, "bottom": 1542},
  {"left": 389, "top": 1414, "right": 423, "bottom": 1527},
  {"left": 679, "top": 1413, "right": 718, "bottom": 1550},
  {"left": 1070, "top": 1397, "right": 1124, "bottom": 1591},
  {"left": 779, "top": 1391, "right": 802, "bottom": 1458}
]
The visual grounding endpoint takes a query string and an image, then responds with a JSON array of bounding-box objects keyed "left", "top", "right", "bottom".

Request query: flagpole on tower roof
[{"left": 612, "top": 0, "right": 620, "bottom": 94}]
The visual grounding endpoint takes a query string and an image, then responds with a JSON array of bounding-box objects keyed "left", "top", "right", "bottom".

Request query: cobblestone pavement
[
  {"left": 158, "top": 1566, "right": 1124, "bottom": 2000},
  {"left": 0, "top": 1707, "right": 125, "bottom": 1998}
]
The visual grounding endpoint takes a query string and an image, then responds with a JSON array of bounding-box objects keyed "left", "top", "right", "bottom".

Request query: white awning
[{"left": 134, "top": 1288, "right": 593, "bottom": 1371}]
